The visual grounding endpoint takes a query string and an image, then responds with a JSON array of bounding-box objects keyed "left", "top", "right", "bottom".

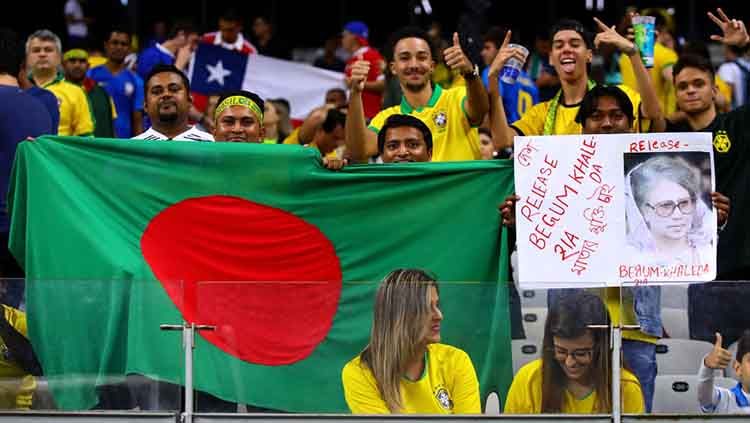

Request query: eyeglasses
[
  {"left": 645, "top": 197, "right": 695, "bottom": 218},
  {"left": 551, "top": 346, "right": 594, "bottom": 363}
]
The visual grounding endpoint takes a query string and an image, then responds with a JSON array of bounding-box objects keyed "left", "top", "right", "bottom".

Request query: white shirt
[
  {"left": 133, "top": 126, "right": 214, "bottom": 142},
  {"left": 698, "top": 355, "right": 750, "bottom": 414},
  {"left": 64, "top": 0, "right": 87, "bottom": 38},
  {"left": 718, "top": 58, "right": 750, "bottom": 108}
]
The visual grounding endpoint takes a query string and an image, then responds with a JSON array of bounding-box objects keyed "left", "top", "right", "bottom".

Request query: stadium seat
[
  {"left": 512, "top": 339, "right": 541, "bottom": 374},
  {"left": 520, "top": 289, "right": 547, "bottom": 308},
  {"left": 655, "top": 339, "right": 714, "bottom": 374},
  {"left": 521, "top": 307, "right": 547, "bottom": 342},
  {"left": 661, "top": 307, "right": 690, "bottom": 339},
  {"left": 652, "top": 374, "right": 736, "bottom": 413}
]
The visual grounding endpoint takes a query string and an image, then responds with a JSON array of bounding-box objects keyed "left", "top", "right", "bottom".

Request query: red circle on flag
[{"left": 141, "top": 195, "right": 343, "bottom": 365}]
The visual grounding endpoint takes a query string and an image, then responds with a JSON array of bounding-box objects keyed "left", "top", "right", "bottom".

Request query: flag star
[{"left": 206, "top": 60, "right": 232, "bottom": 86}]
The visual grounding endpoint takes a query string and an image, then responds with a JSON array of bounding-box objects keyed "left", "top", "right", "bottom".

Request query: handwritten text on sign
[{"left": 514, "top": 133, "right": 715, "bottom": 288}]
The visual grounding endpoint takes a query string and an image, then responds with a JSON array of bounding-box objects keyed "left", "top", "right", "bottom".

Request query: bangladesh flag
[{"left": 9, "top": 136, "right": 514, "bottom": 412}]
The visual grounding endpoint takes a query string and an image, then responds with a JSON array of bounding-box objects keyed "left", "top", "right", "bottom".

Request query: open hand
[{"left": 708, "top": 8, "right": 750, "bottom": 47}]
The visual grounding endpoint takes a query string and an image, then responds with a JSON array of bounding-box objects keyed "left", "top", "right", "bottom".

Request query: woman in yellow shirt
[
  {"left": 504, "top": 291, "right": 644, "bottom": 414},
  {"left": 341, "top": 268, "right": 480, "bottom": 414}
]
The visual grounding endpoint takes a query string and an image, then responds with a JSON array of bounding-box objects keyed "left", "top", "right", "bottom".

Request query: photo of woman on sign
[{"left": 624, "top": 153, "right": 722, "bottom": 269}]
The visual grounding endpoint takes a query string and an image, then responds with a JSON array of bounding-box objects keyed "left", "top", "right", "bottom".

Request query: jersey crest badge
[
  {"left": 432, "top": 110, "right": 448, "bottom": 129},
  {"left": 713, "top": 130, "right": 731, "bottom": 153},
  {"left": 434, "top": 386, "right": 453, "bottom": 411}
]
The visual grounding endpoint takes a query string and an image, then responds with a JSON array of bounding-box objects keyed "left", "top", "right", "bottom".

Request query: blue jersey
[
  {"left": 136, "top": 44, "right": 175, "bottom": 82},
  {"left": 88, "top": 65, "right": 144, "bottom": 138},
  {"left": 0, "top": 86, "right": 54, "bottom": 232},
  {"left": 482, "top": 67, "right": 540, "bottom": 123},
  {"left": 25, "top": 86, "right": 60, "bottom": 133}
]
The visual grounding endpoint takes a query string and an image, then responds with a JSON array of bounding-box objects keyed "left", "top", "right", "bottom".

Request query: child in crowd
[{"left": 699, "top": 331, "right": 750, "bottom": 413}]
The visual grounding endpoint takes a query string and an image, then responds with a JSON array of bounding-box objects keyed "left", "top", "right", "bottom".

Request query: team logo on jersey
[
  {"left": 713, "top": 130, "right": 731, "bottom": 153},
  {"left": 432, "top": 110, "right": 448, "bottom": 130},
  {"left": 434, "top": 386, "right": 453, "bottom": 411}
]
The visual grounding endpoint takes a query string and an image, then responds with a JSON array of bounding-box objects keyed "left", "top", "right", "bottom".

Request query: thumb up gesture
[{"left": 704, "top": 332, "right": 733, "bottom": 369}]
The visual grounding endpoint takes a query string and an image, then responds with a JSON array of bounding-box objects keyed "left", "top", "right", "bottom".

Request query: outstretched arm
[
  {"left": 487, "top": 31, "right": 527, "bottom": 149},
  {"left": 444, "top": 32, "right": 489, "bottom": 126}
]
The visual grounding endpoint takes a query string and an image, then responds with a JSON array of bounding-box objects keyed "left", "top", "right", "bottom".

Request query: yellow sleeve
[
  {"left": 342, "top": 359, "right": 391, "bottom": 414},
  {"left": 73, "top": 86, "right": 94, "bottom": 136},
  {"left": 657, "top": 44, "right": 678, "bottom": 70},
  {"left": 2, "top": 306, "right": 27, "bottom": 337},
  {"left": 716, "top": 76, "right": 733, "bottom": 104},
  {"left": 110, "top": 98, "right": 118, "bottom": 120},
  {"left": 450, "top": 350, "right": 481, "bottom": 414},
  {"left": 510, "top": 101, "right": 548, "bottom": 136},
  {"left": 616, "top": 84, "right": 649, "bottom": 132},
  {"left": 282, "top": 128, "right": 301, "bottom": 145},
  {"left": 621, "top": 377, "right": 645, "bottom": 413},
  {"left": 502, "top": 361, "right": 538, "bottom": 413},
  {"left": 367, "top": 107, "right": 398, "bottom": 134}
]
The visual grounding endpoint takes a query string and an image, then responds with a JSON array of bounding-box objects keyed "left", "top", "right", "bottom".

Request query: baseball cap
[{"left": 343, "top": 21, "right": 369, "bottom": 41}]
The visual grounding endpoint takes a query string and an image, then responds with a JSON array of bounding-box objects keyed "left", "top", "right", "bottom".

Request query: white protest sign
[{"left": 514, "top": 132, "right": 716, "bottom": 288}]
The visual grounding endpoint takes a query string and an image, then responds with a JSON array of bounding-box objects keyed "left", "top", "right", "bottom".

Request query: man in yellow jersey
[
  {"left": 619, "top": 13, "right": 678, "bottom": 115},
  {"left": 26, "top": 29, "right": 93, "bottom": 136},
  {"left": 492, "top": 18, "right": 663, "bottom": 148},
  {"left": 345, "top": 26, "right": 488, "bottom": 163}
]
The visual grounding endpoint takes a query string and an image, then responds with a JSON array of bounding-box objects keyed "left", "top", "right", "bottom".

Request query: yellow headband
[
  {"left": 214, "top": 95, "right": 264, "bottom": 123},
  {"left": 63, "top": 48, "right": 89, "bottom": 61}
]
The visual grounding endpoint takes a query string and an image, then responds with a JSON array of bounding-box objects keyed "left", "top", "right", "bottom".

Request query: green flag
[{"left": 9, "top": 136, "right": 514, "bottom": 412}]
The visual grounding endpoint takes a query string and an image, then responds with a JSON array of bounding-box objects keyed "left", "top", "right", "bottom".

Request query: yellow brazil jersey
[
  {"left": 504, "top": 359, "right": 644, "bottom": 414},
  {"left": 342, "top": 343, "right": 481, "bottom": 414},
  {"left": 602, "top": 288, "right": 658, "bottom": 345},
  {"left": 0, "top": 306, "right": 36, "bottom": 409},
  {"left": 44, "top": 75, "right": 94, "bottom": 136},
  {"left": 619, "top": 42, "right": 678, "bottom": 115},
  {"left": 368, "top": 85, "right": 480, "bottom": 162},
  {"left": 511, "top": 84, "right": 644, "bottom": 136}
]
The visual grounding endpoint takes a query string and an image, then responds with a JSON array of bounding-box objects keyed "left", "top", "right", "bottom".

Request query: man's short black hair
[
  {"left": 106, "top": 26, "right": 132, "bottom": 41},
  {"left": 215, "top": 90, "right": 265, "bottom": 115},
  {"left": 386, "top": 26, "right": 436, "bottom": 62},
  {"left": 145, "top": 64, "right": 191, "bottom": 93},
  {"left": 321, "top": 109, "right": 346, "bottom": 133},
  {"left": 167, "top": 20, "right": 195, "bottom": 40},
  {"left": 220, "top": 9, "right": 243, "bottom": 23},
  {"left": 550, "top": 19, "right": 592, "bottom": 49},
  {"left": 673, "top": 54, "right": 715, "bottom": 82},
  {"left": 575, "top": 85, "right": 635, "bottom": 125},
  {"left": 377, "top": 114, "right": 433, "bottom": 154},
  {"left": 737, "top": 330, "right": 750, "bottom": 362},
  {"left": 0, "top": 28, "right": 22, "bottom": 77}
]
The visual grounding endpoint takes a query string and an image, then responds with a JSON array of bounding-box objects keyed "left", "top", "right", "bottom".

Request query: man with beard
[
  {"left": 62, "top": 48, "right": 115, "bottom": 138},
  {"left": 651, "top": 9, "right": 750, "bottom": 351},
  {"left": 491, "top": 18, "right": 663, "bottom": 147},
  {"left": 88, "top": 28, "right": 144, "bottom": 138},
  {"left": 345, "top": 26, "right": 489, "bottom": 162},
  {"left": 134, "top": 65, "right": 213, "bottom": 141}
]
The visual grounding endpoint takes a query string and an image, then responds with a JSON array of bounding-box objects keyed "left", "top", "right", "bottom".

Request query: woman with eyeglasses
[
  {"left": 341, "top": 268, "right": 480, "bottom": 414},
  {"left": 625, "top": 155, "right": 722, "bottom": 267},
  {"left": 504, "top": 291, "right": 644, "bottom": 413}
]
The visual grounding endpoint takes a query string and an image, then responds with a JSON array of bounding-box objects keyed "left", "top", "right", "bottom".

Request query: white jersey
[
  {"left": 698, "top": 356, "right": 750, "bottom": 414},
  {"left": 133, "top": 126, "right": 214, "bottom": 142}
]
